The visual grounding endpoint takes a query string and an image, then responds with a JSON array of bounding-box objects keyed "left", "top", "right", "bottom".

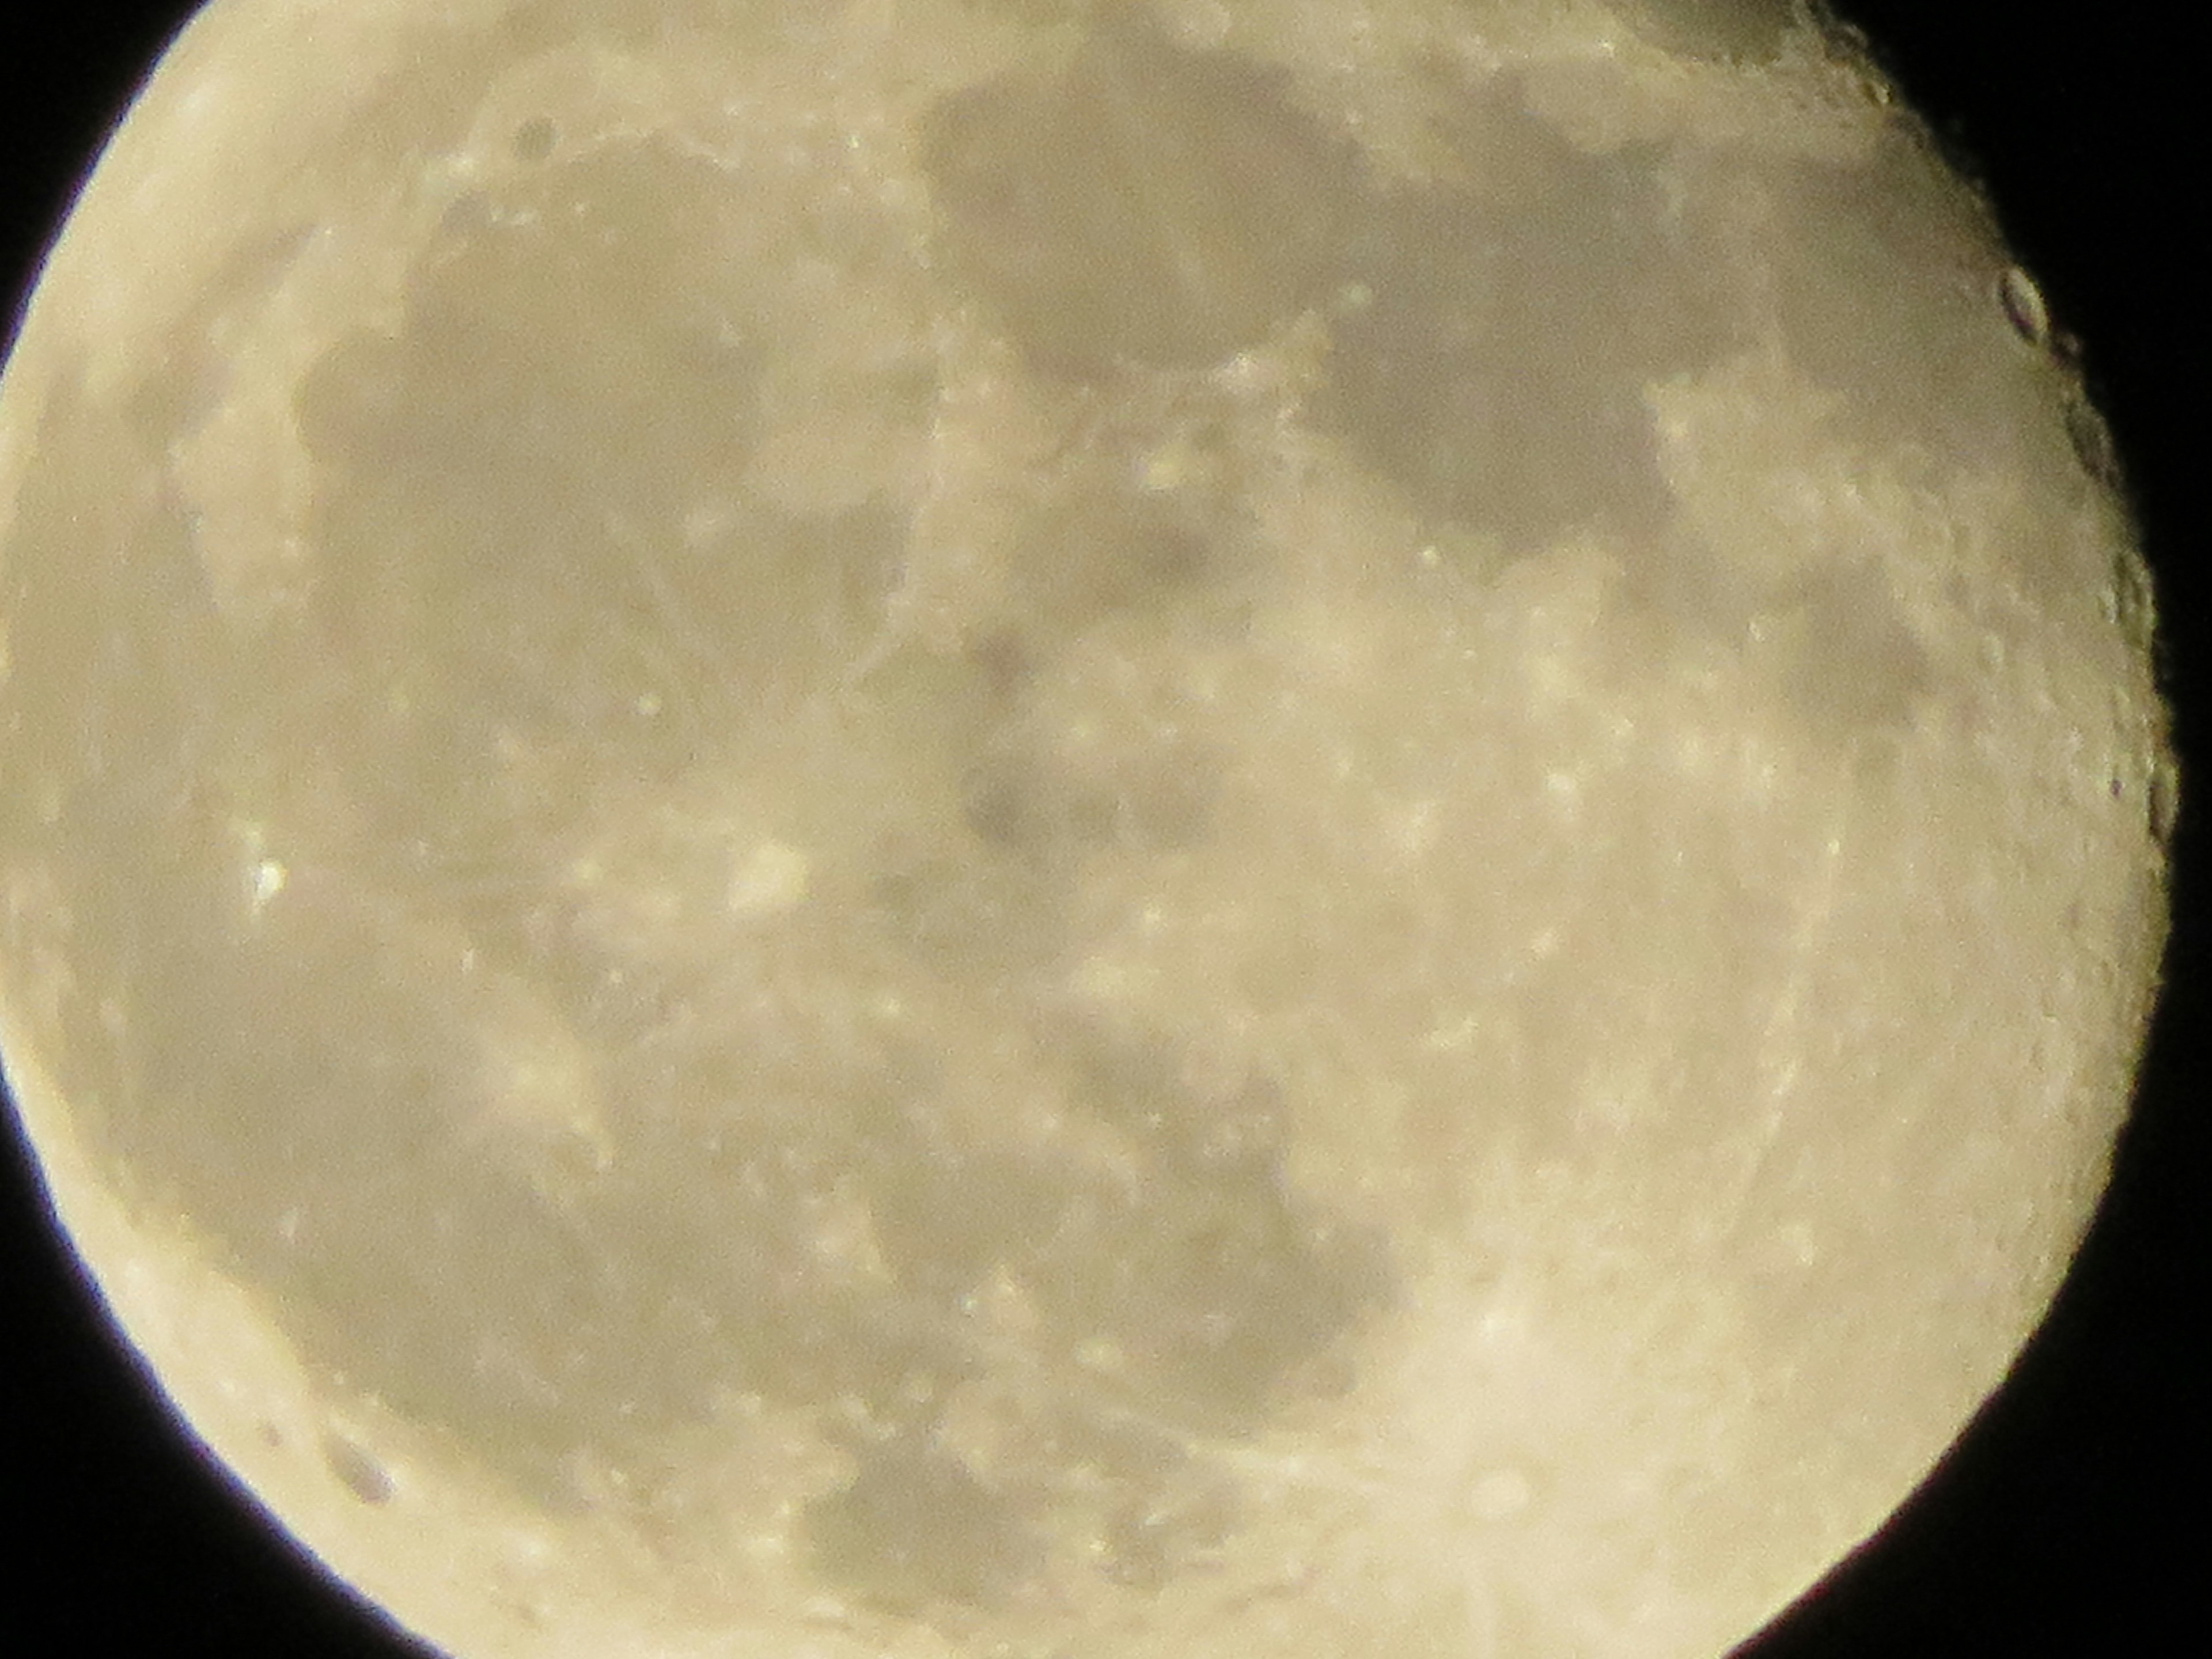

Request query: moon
[{"left": 0, "top": 3, "right": 2183, "bottom": 1658}]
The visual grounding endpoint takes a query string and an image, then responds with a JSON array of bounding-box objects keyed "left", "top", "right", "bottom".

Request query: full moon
[{"left": 0, "top": 2, "right": 2176, "bottom": 1657}]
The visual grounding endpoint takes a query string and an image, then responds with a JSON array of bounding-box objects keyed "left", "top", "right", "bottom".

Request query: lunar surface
[{"left": 0, "top": 3, "right": 2175, "bottom": 1658}]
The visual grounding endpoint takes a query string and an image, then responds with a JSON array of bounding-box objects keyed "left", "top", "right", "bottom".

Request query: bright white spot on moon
[
  {"left": 251, "top": 858, "right": 288, "bottom": 912},
  {"left": 0, "top": 2, "right": 2175, "bottom": 1659},
  {"left": 728, "top": 840, "right": 812, "bottom": 918}
]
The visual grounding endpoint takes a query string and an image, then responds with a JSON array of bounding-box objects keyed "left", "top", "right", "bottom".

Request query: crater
[{"left": 321, "top": 1429, "right": 395, "bottom": 1505}]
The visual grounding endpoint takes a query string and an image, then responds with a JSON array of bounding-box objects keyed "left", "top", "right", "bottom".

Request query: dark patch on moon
[
  {"left": 959, "top": 737, "right": 1220, "bottom": 859},
  {"left": 510, "top": 115, "right": 558, "bottom": 163},
  {"left": 1766, "top": 132, "right": 2027, "bottom": 471},
  {"left": 1315, "top": 82, "right": 1740, "bottom": 555},
  {"left": 918, "top": 6, "right": 1365, "bottom": 373},
  {"left": 1774, "top": 562, "right": 1934, "bottom": 734},
  {"left": 800, "top": 1440, "right": 1043, "bottom": 1613},
  {"left": 1626, "top": 0, "right": 1800, "bottom": 63}
]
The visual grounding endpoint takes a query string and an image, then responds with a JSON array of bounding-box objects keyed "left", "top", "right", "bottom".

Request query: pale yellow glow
[{"left": 0, "top": 3, "right": 2173, "bottom": 1658}]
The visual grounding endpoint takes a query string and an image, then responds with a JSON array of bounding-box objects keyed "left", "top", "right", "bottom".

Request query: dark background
[{"left": 0, "top": 3, "right": 2200, "bottom": 1656}]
